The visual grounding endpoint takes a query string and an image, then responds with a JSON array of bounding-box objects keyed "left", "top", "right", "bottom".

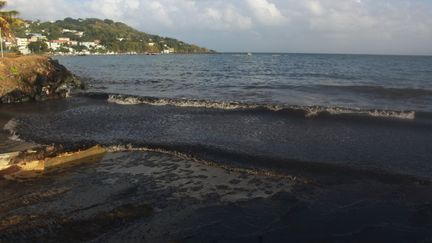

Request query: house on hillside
[
  {"left": 16, "top": 38, "right": 28, "bottom": 47},
  {"left": 80, "top": 41, "right": 98, "bottom": 49},
  {"left": 47, "top": 41, "right": 61, "bottom": 51},
  {"left": 62, "top": 29, "right": 77, "bottom": 33},
  {"left": 48, "top": 39, "right": 69, "bottom": 50},
  {"left": 28, "top": 34, "right": 47, "bottom": 42},
  {"left": 58, "top": 37, "right": 71, "bottom": 42},
  {"left": 15, "top": 37, "right": 30, "bottom": 55},
  {"left": 161, "top": 47, "right": 175, "bottom": 54},
  {"left": 62, "top": 29, "right": 84, "bottom": 37}
]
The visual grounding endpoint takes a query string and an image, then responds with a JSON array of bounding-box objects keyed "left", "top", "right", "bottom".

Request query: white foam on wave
[
  {"left": 108, "top": 94, "right": 260, "bottom": 110},
  {"left": 3, "top": 119, "right": 22, "bottom": 141},
  {"left": 304, "top": 106, "right": 416, "bottom": 120},
  {"left": 368, "top": 110, "right": 416, "bottom": 120},
  {"left": 107, "top": 94, "right": 416, "bottom": 120}
]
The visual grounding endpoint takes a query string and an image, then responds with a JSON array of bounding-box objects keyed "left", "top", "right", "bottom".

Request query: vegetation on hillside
[
  {"left": 12, "top": 17, "right": 215, "bottom": 54},
  {"left": 0, "top": 0, "right": 20, "bottom": 42}
]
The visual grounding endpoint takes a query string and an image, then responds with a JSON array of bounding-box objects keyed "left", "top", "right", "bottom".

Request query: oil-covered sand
[
  {"left": 1, "top": 98, "right": 432, "bottom": 242},
  {"left": 2, "top": 150, "right": 432, "bottom": 243}
]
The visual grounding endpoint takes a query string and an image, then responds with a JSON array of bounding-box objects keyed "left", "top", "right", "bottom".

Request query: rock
[{"left": 0, "top": 56, "right": 83, "bottom": 104}]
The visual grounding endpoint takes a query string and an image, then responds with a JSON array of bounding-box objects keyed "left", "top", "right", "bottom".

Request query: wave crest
[
  {"left": 105, "top": 94, "right": 416, "bottom": 120},
  {"left": 3, "top": 119, "right": 22, "bottom": 141}
]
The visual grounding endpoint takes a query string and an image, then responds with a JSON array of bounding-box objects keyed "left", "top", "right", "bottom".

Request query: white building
[
  {"left": 16, "top": 37, "right": 29, "bottom": 47},
  {"left": 62, "top": 29, "right": 77, "bottom": 33},
  {"left": 161, "top": 47, "right": 175, "bottom": 54},
  {"left": 48, "top": 42, "right": 60, "bottom": 51},
  {"left": 47, "top": 42, "right": 61, "bottom": 51},
  {"left": 15, "top": 38, "right": 30, "bottom": 55},
  {"left": 58, "top": 37, "right": 71, "bottom": 42},
  {"left": 4, "top": 41, "right": 13, "bottom": 49},
  {"left": 19, "top": 47, "right": 31, "bottom": 55},
  {"left": 28, "top": 34, "right": 47, "bottom": 42},
  {"left": 80, "top": 41, "right": 98, "bottom": 49},
  {"left": 62, "top": 29, "right": 84, "bottom": 37}
]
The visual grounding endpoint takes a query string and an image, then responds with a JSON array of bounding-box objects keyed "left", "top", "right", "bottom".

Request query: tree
[
  {"left": 28, "top": 41, "right": 48, "bottom": 53},
  {"left": 57, "top": 45, "right": 70, "bottom": 53},
  {"left": 0, "top": 0, "right": 20, "bottom": 57},
  {"left": 0, "top": 1, "right": 19, "bottom": 42},
  {"left": 71, "top": 45, "right": 87, "bottom": 53}
]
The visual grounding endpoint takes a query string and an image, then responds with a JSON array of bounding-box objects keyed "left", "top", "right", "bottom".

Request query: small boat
[{"left": 247, "top": 52, "right": 252, "bottom": 56}]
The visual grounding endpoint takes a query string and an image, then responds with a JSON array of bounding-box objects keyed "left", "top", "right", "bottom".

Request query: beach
[{"left": 1, "top": 54, "right": 432, "bottom": 242}]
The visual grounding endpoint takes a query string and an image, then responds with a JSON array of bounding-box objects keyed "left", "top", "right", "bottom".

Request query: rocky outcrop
[{"left": 0, "top": 55, "right": 82, "bottom": 103}]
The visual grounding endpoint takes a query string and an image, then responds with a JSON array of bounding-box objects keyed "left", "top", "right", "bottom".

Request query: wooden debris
[{"left": 0, "top": 145, "right": 106, "bottom": 180}]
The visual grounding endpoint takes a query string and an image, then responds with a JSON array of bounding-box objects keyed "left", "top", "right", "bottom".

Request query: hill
[{"left": 11, "top": 18, "right": 215, "bottom": 54}]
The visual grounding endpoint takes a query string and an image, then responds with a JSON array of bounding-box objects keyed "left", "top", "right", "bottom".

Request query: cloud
[
  {"left": 246, "top": 0, "right": 287, "bottom": 25},
  {"left": 201, "top": 5, "right": 252, "bottom": 30},
  {"left": 5, "top": 0, "right": 432, "bottom": 54}
]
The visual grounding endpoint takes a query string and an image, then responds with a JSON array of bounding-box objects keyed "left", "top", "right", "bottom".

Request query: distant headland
[{"left": 7, "top": 18, "right": 216, "bottom": 56}]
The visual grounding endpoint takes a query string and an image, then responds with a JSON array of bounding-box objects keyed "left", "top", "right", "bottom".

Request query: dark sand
[
  {"left": 1, "top": 99, "right": 432, "bottom": 242},
  {"left": 1, "top": 150, "right": 432, "bottom": 242}
]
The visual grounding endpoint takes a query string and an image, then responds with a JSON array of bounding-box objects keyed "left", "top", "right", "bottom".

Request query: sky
[{"left": 6, "top": 0, "right": 432, "bottom": 55}]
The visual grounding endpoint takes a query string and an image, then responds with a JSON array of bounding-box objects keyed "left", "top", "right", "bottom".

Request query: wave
[
  {"left": 105, "top": 144, "right": 296, "bottom": 179},
  {"left": 64, "top": 142, "right": 432, "bottom": 184},
  {"left": 96, "top": 93, "right": 417, "bottom": 120},
  {"left": 3, "top": 119, "right": 22, "bottom": 142}
]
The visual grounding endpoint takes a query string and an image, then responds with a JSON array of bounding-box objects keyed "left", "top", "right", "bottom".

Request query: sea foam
[
  {"left": 106, "top": 94, "right": 416, "bottom": 120},
  {"left": 3, "top": 119, "right": 22, "bottom": 141}
]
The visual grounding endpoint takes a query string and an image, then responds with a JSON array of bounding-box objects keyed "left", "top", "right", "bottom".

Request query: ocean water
[
  {"left": 2, "top": 54, "right": 432, "bottom": 242},
  {"left": 3, "top": 53, "right": 432, "bottom": 180},
  {"left": 56, "top": 53, "right": 432, "bottom": 112}
]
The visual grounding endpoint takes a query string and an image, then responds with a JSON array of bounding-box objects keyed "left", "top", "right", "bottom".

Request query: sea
[
  {"left": 60, "top": 53, "right": 432, "bottom": 112},
  {"left": 2, "top": 53, "right": 432, "bottom": 242},
  {"left": 4, "top": 53, "right": 432, "bottom": 179}
]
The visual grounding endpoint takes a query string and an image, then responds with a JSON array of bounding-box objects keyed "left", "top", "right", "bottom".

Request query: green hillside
[{"left": 12, "top": 17, "right": 215, "bottom": 53}]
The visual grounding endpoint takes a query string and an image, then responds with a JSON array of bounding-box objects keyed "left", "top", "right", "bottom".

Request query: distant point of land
[{"left": 9, "top": 18, "right": 215, "bottom": 55}]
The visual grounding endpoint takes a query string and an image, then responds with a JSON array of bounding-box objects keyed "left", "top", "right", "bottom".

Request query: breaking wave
[
  {"left": 105, "top": 144, "right": 297, "bottom": 179},
  {"left": 3, "top": 119, "right": 22, "bottom": 141},
  {"left": 100, "top": 93, "right": 417, "bottom": 120}
]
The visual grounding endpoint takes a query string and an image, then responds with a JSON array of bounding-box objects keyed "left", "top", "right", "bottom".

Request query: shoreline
[
  {"left": 1, "top": 98, "right": 432, "bottom": 241},
  {"left": 1, "top": 55, "right": 432, "bottom": 241},
  {"left": 2, "top": 142, "right": 432, "bottom": 242}
]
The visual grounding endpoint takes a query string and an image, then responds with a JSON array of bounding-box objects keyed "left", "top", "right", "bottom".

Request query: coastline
[
  {"left": 1, "top": 54, "right": 432, "bottom": 242},
  {"left": 1, "top": 95, "right": 432, "bottom": 242}
]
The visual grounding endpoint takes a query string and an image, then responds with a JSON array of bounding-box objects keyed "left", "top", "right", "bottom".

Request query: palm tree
[{"left": 0, "top": 0, "right": 19, "bottom": 57}]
